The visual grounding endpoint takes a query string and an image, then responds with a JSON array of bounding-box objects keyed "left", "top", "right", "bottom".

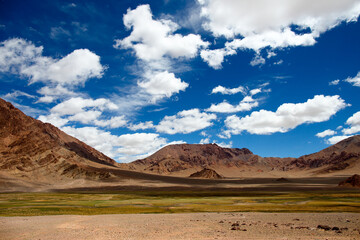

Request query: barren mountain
[
  {"left": 287, "top": 135, "right": 360, "bottom": 174},
  {"left": 1, "top": 97, "right": 359, "bottom": 192},
  {"left": 0, "top": 98, "right": 119, "bottom": 190},
  {"left": 129, "top": 136, "right": 360, "bottom": 177},
  {"left": 128, "top": 143, "right": 263, "bottom": 176}
]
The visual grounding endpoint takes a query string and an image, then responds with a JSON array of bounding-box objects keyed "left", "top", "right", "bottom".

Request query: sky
[{"left": 1, "top": 0, "right": 360, "bottom": 162}]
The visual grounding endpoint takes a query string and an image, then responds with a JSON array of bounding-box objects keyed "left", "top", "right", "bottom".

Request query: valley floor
[{"left": 1, "top": 212, "right": 360, "bottom": 240}]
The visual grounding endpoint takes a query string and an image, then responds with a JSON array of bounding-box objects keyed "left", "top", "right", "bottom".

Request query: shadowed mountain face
[{"left": 0, "top": 98, "right": 118, "bottom": 186}]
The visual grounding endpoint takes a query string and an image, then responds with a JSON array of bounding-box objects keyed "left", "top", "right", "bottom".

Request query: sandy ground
[{"left": 1, "top": 212, "right": 360, "bottom": 240}]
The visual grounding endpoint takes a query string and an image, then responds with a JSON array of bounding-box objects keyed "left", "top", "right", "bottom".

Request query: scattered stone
[
  {"left": 336, "top": 230, "right": 342, "bottom": 234},
  {"left": 332, "top": 227, "right": 340, "bottom": 231},
  {"left": 317, "top": 225, "right": 331, "bottom": 231},
  {"left": 231, "top": 223, "right": 240, "bottom": 227}
]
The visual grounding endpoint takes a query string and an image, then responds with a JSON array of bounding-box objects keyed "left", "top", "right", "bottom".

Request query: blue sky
[{"left": 1, "top": 0, "right": 360, "bottom": 162}]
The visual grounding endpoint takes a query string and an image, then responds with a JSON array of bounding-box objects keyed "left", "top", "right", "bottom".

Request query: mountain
[
  {"left": 287, "top": 135, "right": 360, "bottom": 174},
  {"left": 0, "top": 98, "right": 119, "bottom": 190},
  {"left": 129, "top": 136, "right": 360, "bottom": 177},
  {"left": 128, "top": 143, "right": 260, "bottom": 175}
]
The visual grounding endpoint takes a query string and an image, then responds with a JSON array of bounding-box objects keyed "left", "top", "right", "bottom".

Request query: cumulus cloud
[
  {"left": 342, "top": 111, "right": 360, "bottom": 135},
  {"left": 138, "top": 71, "right": 189, "bottom": 102},
  {"left": 128, "top": 121, "right": 155, "bottom": 131},
  {"left": 327, "top": 135, "right": 354, "bottom": 145},
  {"left": 61, "top": 126, "right": 171, "bottom": 162},
  {"left": 0, "top": 38, "right": 105, "bottom": 102},
  {"left": 329, "top": 79, "right": 340, "bottom": 86},
  {"left": 207, "top": 96, "right": 259, "bottom": 113},
  {"left": 225, "top": 95, "right": 348, "bottom": 135},
  {"left": 344, "top": 71, "right": 360, "bottom": 87},
  {"left": 38, "top": 97, "right": 127, "bottom": 129},
  {"left": 200, "top": 48, "right": 235, "bottom": 69},
  {"left": 156, "top": 108, "right": 217, "bottom": 134},
  {"left": 114, "top": 4, "right": 208, "bottom": 61},
  {"left": 250, "top": 54, "right": 266, "bottom": 67},
  {"left": 316, "top": 129, "right": 337, "bottom": 138},
  {"left": 211, "top": 85, "right": 246, "bottom": 95},
  {"left": 198, "top": 0, "right": 360, "bottom": 68}
]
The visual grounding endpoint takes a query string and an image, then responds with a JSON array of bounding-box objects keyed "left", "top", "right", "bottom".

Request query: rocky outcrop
[
  {"left": 189, "top": 168, "right": 223, "bottom": 179},
  {"left": 338, "top": 174, "right": 360, "bottom": 188}
]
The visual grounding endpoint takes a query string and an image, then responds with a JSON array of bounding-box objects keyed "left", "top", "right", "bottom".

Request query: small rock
[
  {"left": 317, "top": 225, "right": 331, "bottom": 231},
  {"left": 231, "top": 223, "right": 239, "bottom": 227},
  {"left": 242, "top": 229, "right": 247, "bottom": 231},
  {"left": 332, "top": 227, "right": 340, "bottom": 231},
  {"left": 335, "top": 230, "right": 342, "bottom": 234}
]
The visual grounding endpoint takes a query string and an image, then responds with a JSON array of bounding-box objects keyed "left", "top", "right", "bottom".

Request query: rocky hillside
[
  {"left": 287, "top": 135, "right": 360, "bottom": 174},
  {"left": 128, "top": 143, "right": 260, "bottom": 174},
  {"left": 129, "top": 136, "right": 360, "bottom": 177},
  {"left": 0, "top": 98, "right": 118, "bottom": 186}
]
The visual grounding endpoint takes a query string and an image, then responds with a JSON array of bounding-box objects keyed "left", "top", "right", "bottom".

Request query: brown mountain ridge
[
  {"left": 0, "top": 98, "right": 359, "bottom": 191},
  {"left": 0, "top": 98, "right": 121, "bottom": 190}
]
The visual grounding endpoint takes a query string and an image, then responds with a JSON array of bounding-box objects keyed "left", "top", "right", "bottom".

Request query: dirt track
[{"left": 1, "top": 212, "right": 360, "bottom": 240}]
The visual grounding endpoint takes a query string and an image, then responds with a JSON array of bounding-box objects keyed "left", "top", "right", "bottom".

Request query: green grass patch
[{"left": 0, "top": 190, "right": 359, "bottom": 216}]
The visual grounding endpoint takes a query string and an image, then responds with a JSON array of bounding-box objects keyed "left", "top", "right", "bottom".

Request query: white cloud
[
  {"left": 94, "top": 116, "right": 128, "bottom": 129},
  {"left": 61, "top": 126, "right": 175, "bottom": 162},
  {"left": 211, "top": 85, "right": 246, "bottom": 95},
  {"left": 2, "top": 90, "right": 35, "bottom": 101},
  {"left": 316, "top": 129, "right": 337, "bottom": 138},
  {"left": 37, "top": 85, "right": 76, "bottom": 103},
  {"left": 38, "top": 113, "right": 69, "bottom": 128},
  {"left": 114, "top": 4, "right": 208, "bottom": 61},
  {"left": 342, "top": 111, "right": 360, "bottom": 135},
  {"left": 138, "top": 71, "right": 188, "bottom": 102},
  {"left": 51, "top": 97, "right": 117, "bottom": 116},
  {"left": 215, "top": 141, "right": 233, "bottom": 148},
  {"left": 156, "top": 108, "right": 217, "bottom": 134},
  {"left": 250, "top": 54, "right": 266, "bottom": 67},
  {"left": 38, "top": 97, "right": 127, "bottom": 129},
  {"left": 199, "top": 0, "right": 360, "bottom": 39},
  {"left": 329, "top": 79, "right": 340, "bottom": 86},
  {"left": 207, "top": 96, "right": 259, "bottom": 113},
  {"left": 225, "top": 95, "right": 348, "bottom": 135},
  {"left": 0, "top": 38, "right": 104, "bottom": 86},
  {"left": 344, "top": 71, "right": 360, "bottom": 87},
  {"left": 200, "top": 138, "right": 210, "bottom": 144},
  {"left": 128, "top": 121, "right": 154, "bottom": 131},
  {"left": 198, "top": 0, "right": 360, "bottom": 67},
  {"left": 327, "top": 135, "right": 354, "bottom": 145},
  {"left": 0, "top": 38, "right": 105, "bottom": 103},
  {"left": 200, "top": 48, "right": 235, "bottom": 69}
]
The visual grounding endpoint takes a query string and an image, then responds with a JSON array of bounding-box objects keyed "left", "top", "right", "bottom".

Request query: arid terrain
[{"left": 1, "top": 212, "right": 360, "bottom": 240}]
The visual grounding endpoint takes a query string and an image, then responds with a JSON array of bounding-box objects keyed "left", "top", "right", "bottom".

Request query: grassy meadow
[{"left": 1, "top": 190, "right": 360, "bottom": 216}]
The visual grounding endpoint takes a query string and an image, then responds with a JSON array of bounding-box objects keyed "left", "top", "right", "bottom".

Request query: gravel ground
[{"left": 1, "top": 212, "right": 360, "bottom": 240}]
